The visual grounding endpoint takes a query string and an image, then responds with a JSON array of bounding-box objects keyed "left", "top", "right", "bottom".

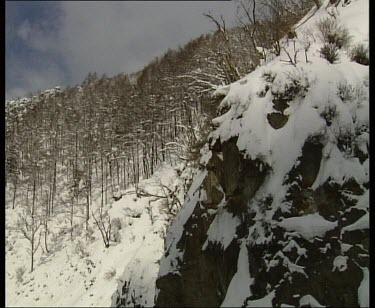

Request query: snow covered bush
[
  {"left": 320, "top": 43, "right": 339, "bottom": 63},
  {"left": 336, "top": 82, "right": 355, "bottom": 102},
  {"left": 111, "top": 217, "right": 122, "bottom": 230},
  {"left": 320, "top": 104, "right": 337, "bottom": 126},
  {"left": 336, "top": 128, "right": 355, "bottom": 157},
  {"left": 6, "top": 238, "right": 14, "bottom": 252},
  {"left": 111, "top": 217, "right": 122, "bottom": 243},
  {"left": 271, "top": 68, "right": 310, "bottom": 109},
  {"left": 85, "top": 225, "right": 96, "bottom": 242},
  {"left": 316, "top": 17, "right": 350, "bottom": 62},
  {"left": 15, "top": 266, "right": 26, "bottom": 283},
  {"left": 262, "top": 70, "right": 276, "bottom": 83},
  {"left": 74, "top": 239, "right": 90, "bottom": 258},
  {"left": 336, "top": 82, "right": 367, "bottom": 106},
  {"left": 350, "top": 43, "right": 369, "bottom": 66},
  {"left": 317, "top": 17, "right": 351, "bottom": 49},
  {"left": 103, "top": 267, "right": 116, "bottom": 280}
]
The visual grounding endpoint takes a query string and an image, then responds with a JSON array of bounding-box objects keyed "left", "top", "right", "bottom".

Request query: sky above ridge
[{"left": 6, "top": 1, "right": 239, "bottom": 100}]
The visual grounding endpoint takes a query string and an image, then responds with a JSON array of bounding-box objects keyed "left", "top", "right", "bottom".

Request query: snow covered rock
[{"left": 156, "top": 0, "right": 369, "bottom": 306}]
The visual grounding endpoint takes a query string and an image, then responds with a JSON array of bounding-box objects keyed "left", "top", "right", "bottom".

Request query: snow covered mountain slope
[
  {"left": 155, "top": 0, "right": 369, "bottom": 307},
  {"left": 6, "top": 163, "right": 186, "bottom": 307}
]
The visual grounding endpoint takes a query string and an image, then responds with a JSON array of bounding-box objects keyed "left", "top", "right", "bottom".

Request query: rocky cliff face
[
  {"left": 156, "top": 136, "right": 368, "bottom": 307},
  {"left": 155, "top": 1, "right": 369, "bottom": 306},
  {"left": 156, "top": 137, "right": 270, "bottom": 307}
]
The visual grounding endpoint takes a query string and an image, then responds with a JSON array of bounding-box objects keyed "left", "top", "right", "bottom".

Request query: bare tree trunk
[
  {"left": 12, "top": 178, "right": 17, "bottom": 210},
  {"left": 136, "top": 141, "right": 140, "bottom": 184},
  {"left": 44, "top": 197, "right": 49, "bottom": 254},
  {"left": 31, "top": 239, "right": 34, "bottom": 272},
  {"left": 109, "top": 155, "right": 114, "bottom": 195},
  {"left": 31, "top": 178, "right": 36, "bottom": 272},
  {"left": 122, "top": 157, "right": 127, "bottom": 189},
  {"left": 101, "top": 153, "right": 104, "bottom": 219},
  {"left": 86, "top": 192, "right": 90, "bottom": 224},
  {"left": 51, "top": 161, "right": 57, "bottom": 215},
  {"left": 151, "top": 141, "right": 155, "bottom": 175},
  {"left": 116, "top": 159, "right": 120, "bottom": 188},
  {"left": 89, "top": 156, "right": 93, "bottom": 205},
  {"left": 26, "top": 184, "right": 29, "bottom": 207},
  {"left": 105, "top": 157, "right": 108, "bottom": 205}
]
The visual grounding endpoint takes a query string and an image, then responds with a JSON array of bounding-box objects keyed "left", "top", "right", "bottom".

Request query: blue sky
[{"left": 6, "top": 1, "right": 239, "bottom": 100}]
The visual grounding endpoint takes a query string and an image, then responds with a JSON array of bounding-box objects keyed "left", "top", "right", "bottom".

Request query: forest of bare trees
[{"left": 5, "top": 0, "right": 316, "bottom": 272}]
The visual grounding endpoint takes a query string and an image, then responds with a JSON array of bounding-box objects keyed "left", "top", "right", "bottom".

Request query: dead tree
[{"left": 136, "top": 179, "right": 182, "bottom": 215}]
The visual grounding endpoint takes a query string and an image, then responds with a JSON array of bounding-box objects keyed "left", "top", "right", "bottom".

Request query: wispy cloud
[{"left": 16, "top": 19, "right": 61, "bottom": 53}]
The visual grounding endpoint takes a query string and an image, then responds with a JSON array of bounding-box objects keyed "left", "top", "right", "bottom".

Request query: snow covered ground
[{"left": 6, "top": 162, "right": 187, "bottom": 307}]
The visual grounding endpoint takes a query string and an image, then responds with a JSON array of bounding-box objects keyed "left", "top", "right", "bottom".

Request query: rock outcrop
[
  {"left": 155, "top": 1, "right": 369, "bottom": 306},
  {"left": 156, "top": 133, "right": 368, "bottom": 307},
  {"left": 156, "top": 137, "right": 269, "bottom": 307}
]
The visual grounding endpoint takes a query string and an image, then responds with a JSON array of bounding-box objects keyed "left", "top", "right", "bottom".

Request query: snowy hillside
[
  {"left": 5, "top": 0, "right": 368, "bottom": 307},
  {"left": 156, "top": 0, "right": 369, "bottom": 307},
  {"left": 6, "top": 163, "right": 188, "bottom": 307}
]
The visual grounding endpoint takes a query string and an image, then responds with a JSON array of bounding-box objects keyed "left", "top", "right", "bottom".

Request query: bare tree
[
  {"left": 17, "top": 179, "right": 43, "bottom": 272},
  {"left": 236, "top": 0, "right": 316, "bottom": 60},
  {"left": 204, "top": 12, "right": 241, "bottom": 83},
  {"left": 136, "top": 178, "right": 182, "bottom": 216},
  {"left": 91, "top": 210, "right": 112, "bottom": 248}
]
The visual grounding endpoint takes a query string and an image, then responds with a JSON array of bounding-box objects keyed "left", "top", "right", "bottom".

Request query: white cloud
[
  {"left": 16, "top": 19, "right": 31, "bottom": 40},
  {"left": 16, "top": 18, "right": 61, "bottom": 53}
]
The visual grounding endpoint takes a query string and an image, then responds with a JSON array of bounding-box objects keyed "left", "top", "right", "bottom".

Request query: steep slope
[
  {"left": 155, "top": 0, "right": 369, "bottom": 307},
  {"left": 6, "top": 163, "right": 187, "bottom": 307}
]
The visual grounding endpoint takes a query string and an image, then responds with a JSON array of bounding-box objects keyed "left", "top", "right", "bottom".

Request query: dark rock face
[
  {"left": 156, "top": 134, "right": 368, "bottom": 307},
  {"left": 155, "top": 200, "right": 240, "bottom": 307},
  {"left": 156, "top": 274, "right": 184, "bottom": 307},
  {"left": 222, "top": 138, "right": 241, "bottom": 196},
  {"left": 267, "top": 112, "right": 289, "bottom": 129},
  {"left": 245, "top": 220, "right": 367, "bottom": 307},
  {"left": 155, "top": 137, "right": 269, "bottom": 307},
  {"left": 272, "top": 254, "right": 363, "bottom": 307},
  {"left": 295, "top": 138, "right": 323, "bottom": 188},
  {"left": 222, "top": 137, "right": 269, "bottom": 208}
]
